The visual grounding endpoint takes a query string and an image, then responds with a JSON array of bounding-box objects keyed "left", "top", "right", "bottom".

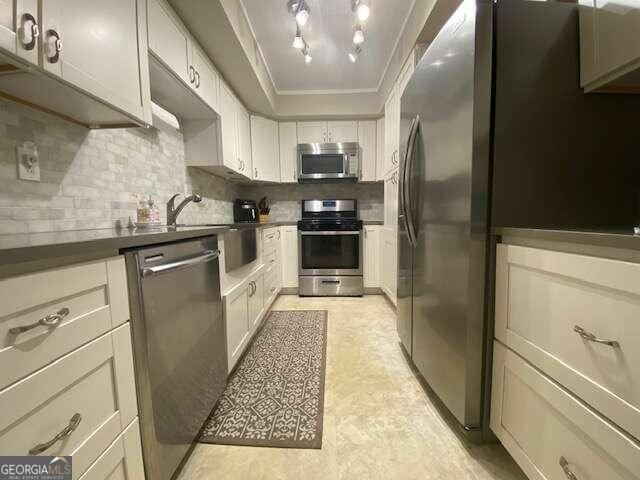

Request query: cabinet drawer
[
  {"left": 491, "top": 341, "right": 640, "bottom": 480},
  {"left": 264, "top": 268, "right": 279, "bottom": 299},
  {"left": 79, "top": 418, "right": 145, "bottom": 480},
  {"left": 263, "top": 248, "right": 279, "bottom": 272},
  {"left": 496, "top": 244, "right": 640, "bottom": 440},
  {"left": 262, "top": 227, "right": 279, "bottom": 250},
  {"left": 0, "top": 257, "right": 129, "bottom": 389},
  {"left": 0, "top": 324, "right": 137, "bottom": 479}
]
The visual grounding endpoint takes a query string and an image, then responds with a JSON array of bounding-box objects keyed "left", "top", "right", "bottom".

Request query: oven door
[{"left": 298, "top": 231, "right": 363, "bottom": 276}]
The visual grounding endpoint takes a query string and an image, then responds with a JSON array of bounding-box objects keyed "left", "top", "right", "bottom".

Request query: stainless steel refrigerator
[{"left": 397, "top": 0, "right": 640, "bottom": 441}]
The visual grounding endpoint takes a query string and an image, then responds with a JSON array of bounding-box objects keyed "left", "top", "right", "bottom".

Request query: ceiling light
[
  {"left": 348, "top": 45, "right": 362, "bottom": 63},
  {"left": 293, "top": 26, "right": 305, "bottom": 49},
  {"left": 353, "top": 26, "right": 364, "bottom": 45},
  {"left": 351, "top": 0, "right": 370, "bottom": 22},
  {"left": 287, "top": 0, "right": 310, "bottom": 26},
  {"left": 357, "top": 3, "right": 370, "bottom": 21},
  {"left": 303, "top": 46, "right": 312, "bottom": 64},
  {"left": 296, "top": 8, "right": 309, "bottom": 26}
]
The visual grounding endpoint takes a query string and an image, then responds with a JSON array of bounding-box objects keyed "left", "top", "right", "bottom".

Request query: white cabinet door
[
  {"left": 41, "top": 0, "right": 150, "bottom": 124},
  {"left": 384, "top": 86, "right": 399, "bottom": 175},
  {"left": 281, "top": 226, "right": 299, "bottom": 288},
  {"left": 78, "top": 418, "right": 144, "bottom": 480},
  {"left": 0, "top": 0, "right": 39, "bottom": 65},
  {"left": 225, "top": 286, "right": 249, "bottom": 371},
  {"left": 279, "top": 122, "right": 298, "bottom": 183},
  {"left": 190, "top": 45, "right": 219, "bottom": 112},
  {"left": 376, "top": 117, "right": 385, "bottom": 181},
  {"left": 363, "top": 226, "right": 379, "bottom": 288},
  {"left": 358, "top": 120, "right": 376, "bottom": 181},
  {"left": 251, "top": 116, "right": 279, "bottom": 182},
  {"left": 297, "top": 121, "right": 327, "bottom": 144},
  {"left": 237, "top": 104, "right": 252, "bottom": 177},
  {"left": 248, "top": 274, "right": 264, "bottom": 333},
  {"left": 147, "top": 0, "right": 190, "bottom": 85},
  {"left": 327, "top": 121, "right": 358, "bottom": 143},
  {"left": 219, "top": 81, "right": 239, "bottom": 172},
  {"left": 384, "top": 170, "right": 398, "bottom": 227},
  {"left": 380, "top": 227, "right": 397, "bottom": 304}
]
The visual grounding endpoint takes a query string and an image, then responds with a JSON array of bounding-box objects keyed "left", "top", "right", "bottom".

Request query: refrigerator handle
[
  {"left": 399, "top": 117, "right": 414, "bottom": 246},
  {"left": 403, "top": 115, "right": 421, "bottom": 247}
]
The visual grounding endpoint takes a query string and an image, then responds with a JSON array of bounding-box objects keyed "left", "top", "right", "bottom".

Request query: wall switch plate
[{"left": 17, "top": 141, "right": 40, "bottom": 182}]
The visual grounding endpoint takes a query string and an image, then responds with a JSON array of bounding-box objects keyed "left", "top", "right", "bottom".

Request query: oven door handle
[{"left": 299, "top": 231, "right": 361, "bottom": 235}]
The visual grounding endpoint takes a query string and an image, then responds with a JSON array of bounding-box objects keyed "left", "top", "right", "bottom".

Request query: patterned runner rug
[{"left": 199, "top": 310, "right": 328, "bottom": 449}]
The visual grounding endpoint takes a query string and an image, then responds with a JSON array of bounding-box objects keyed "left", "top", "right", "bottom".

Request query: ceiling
[{"left": 240, "top": 0, "right": 415, "bottom": 94}]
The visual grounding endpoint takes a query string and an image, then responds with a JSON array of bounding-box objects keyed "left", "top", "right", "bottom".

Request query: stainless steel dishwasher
[{"left": 125, "top": 236, "right": 227, "bottom": 480}]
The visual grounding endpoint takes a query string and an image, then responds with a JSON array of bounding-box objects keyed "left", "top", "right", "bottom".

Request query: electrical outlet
[{"left": 17, "top": 141, "right": 40, "bottom": 182}]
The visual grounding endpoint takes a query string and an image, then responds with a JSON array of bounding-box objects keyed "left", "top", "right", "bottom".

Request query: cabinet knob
[
  {"left": 189, "top": 65, "right": 195, "bottom": 84},
  {"left": 195, "top": 70, "right": 200, "bottom": 88}
]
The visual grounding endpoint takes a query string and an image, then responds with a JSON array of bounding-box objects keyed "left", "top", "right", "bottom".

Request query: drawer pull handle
[
  {"left": 10, "top": 307, "right": 70, "bottom": 335},
  {"left": 559, "top": 456, "right": 578, "bottom": 480},
  {"left": 29, "top": 413, "right": 82, "bottom": 455},
  {"left": 574, "top": 325, "right": 620, "bottom": 348}
]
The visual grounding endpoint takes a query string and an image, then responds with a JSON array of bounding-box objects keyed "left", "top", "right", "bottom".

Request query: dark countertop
[
  {"left": 0, "top": 219, "right": 386, "bottom": 267},
  {"left": 0, "top": 225, "right": 230, "bottom": 266},
  {"left": 493, "top": 227, "right": 640, "bottom": 251}
]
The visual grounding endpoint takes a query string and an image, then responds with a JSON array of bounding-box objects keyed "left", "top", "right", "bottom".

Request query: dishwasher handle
[{"left": 142, "top": 249, "right": 219, "bottom": 277}]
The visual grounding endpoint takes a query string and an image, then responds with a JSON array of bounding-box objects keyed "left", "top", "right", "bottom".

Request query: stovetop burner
[{"left": 298, "top": 199, "right": 361, "bottom": 231}]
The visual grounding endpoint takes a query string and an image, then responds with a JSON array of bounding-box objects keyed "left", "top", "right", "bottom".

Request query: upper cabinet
[
  {"left": 384, "top": 85, "right": 400, "bottom": 175},
  {"left": 148, "top": 0, "right": 190, "bottom": 85},
  {"left": 297, "top": 121, "right": 358, "bottom": 144},
  {"left": 190, "top": 44, "right": 219, "bottom": 112},
  {"left": 250, "top": 115, "right": 280, "bottom": 182},
  {"left": 39, "top": 0, "right": 151, "bottom": 124},
  {"left": 358, "top": 120, "right": 377, "bottom": 182},
  {"left": 579, "top": 1, "right": 640, "bottom": 92},
  {"left": 237, "top": 105, "right": 252, "bottom": 177},
  {"left": 0, "top": 0, "right": 39, "bottom": 66},
  {"left": 297, "top": 121, "right": 327, "bottom": 143},
  {"left": 0, "top": 0, "right": 151, "bottom": 127},
  {"left": 279, "top": 122, "right": 298, "bottom": 183},
  {"left": 327, "top": 121, "right": 358, "bottom": 143},
  {"left": 376, "top": 117, "right": 385, "bottom": 181}
]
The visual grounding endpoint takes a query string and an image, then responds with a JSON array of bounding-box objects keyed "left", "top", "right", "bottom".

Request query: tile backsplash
[
  {"left": 0, "top": 100, "right": 383, "bottom": 234},
  {"left": 239, "top": 183, "right": 384, "bottom": 222},
  {"left": 0, "top": 101, "right": 238, "bottom": 234}
]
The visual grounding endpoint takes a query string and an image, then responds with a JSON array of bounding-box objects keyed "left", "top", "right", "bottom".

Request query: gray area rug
[{"left": 199, "top": 310, "right": 328, "bottom": 449}]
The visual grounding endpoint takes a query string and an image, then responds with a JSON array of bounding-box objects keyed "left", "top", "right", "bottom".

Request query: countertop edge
[{"left": 492, "top": 227, "right": 640, "bottom": 252}]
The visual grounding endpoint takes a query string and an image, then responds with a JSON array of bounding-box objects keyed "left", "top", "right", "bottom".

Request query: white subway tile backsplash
[{"left": 0, "top": 100, "right": 238, "bottom": 233}]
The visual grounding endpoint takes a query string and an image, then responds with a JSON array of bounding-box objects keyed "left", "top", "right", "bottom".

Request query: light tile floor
[{"left": 177, "top": 295, "right": 527, "bottom": 480}]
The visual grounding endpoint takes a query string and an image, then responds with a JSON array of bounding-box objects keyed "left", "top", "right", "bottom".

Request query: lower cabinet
[
  {"left": 363, "top": 225, "right": 380, "bottom": 288},
  {"left": 491, "top": 341, "right": 640, "bottom": 480},
  {"left": 281, "top": 226, "right": 299, "bottom": 288},
  {"left": 380, "top": 227, "right": 397, "bottom": 304},
  {"left": 224, "top": 269, "right": 266, "bottom": 372},
  {"left": 78, "top": 418, "right": 145, "bottom": 480}
]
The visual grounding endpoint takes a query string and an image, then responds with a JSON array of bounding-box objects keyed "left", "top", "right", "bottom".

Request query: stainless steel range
[{"left": 298, "top": 199, "right": 363, "bottom": 296}]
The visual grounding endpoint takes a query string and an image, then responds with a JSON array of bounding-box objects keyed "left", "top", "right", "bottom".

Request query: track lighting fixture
[
  {"left": 293, "top": 26, "right": 305, "bottom": 49},
  {"left": 351, "top": 0, "right": 370, "bottom": 22},
  {"left": 353, "top": 25, "right": 364, "bottom": 45},
  {"left": 348, "top": 45, "right": 362, "bottom": 63},
  {"left": 303, "top": 45, "right": 312, "bottom": 64},
  {"left": 287, "top": 0, "right": 310, "bottom": 27}
]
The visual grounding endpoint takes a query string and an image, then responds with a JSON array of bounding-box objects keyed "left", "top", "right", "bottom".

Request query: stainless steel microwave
[{"left": 297, "top": 143, "right": 360, "bottom": 183}]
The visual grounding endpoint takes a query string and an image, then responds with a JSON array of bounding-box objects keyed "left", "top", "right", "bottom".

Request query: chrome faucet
[{"left": 166, "top": 192, "right": 202, "bottom": 226}]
